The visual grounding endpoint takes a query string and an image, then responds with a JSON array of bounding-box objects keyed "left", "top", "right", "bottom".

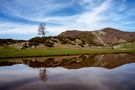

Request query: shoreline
[{"left": 0, "top": 51, "right": 135, "bottom": 59}]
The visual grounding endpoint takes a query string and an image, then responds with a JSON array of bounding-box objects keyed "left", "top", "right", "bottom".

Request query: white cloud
[
  {"left": 0, "top": 0, "right": 76, "bottom": 22},
  {"left": 76, "top": 0, "right": 111, "bottom": 25},
  {"left": 44, "top": 0, "right": 112, "bottom": 31},
  {"left": 0, "top": 23, "right": 37, "bottom": 35},
  {"left": 0, "top": 0, "right": 135, "bottom": 39},
  {"left": 0, "top": 22, "right": 69, "bottom": 37},
  {"left": 0, "top": 0, "right": 113, "bottom": 36}
]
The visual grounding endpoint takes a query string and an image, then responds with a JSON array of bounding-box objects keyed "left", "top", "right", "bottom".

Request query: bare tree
[{"left": 38, "top": 23, "right": 46, "bottom": 37}]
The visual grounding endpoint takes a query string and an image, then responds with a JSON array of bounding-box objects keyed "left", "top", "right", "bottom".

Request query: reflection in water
[
  {"left": 0, "top": 53, "right": 135, "bottom": 69},
  {"left": 39, "top": 67, "right": 47, "bottom": 81},
  {"left": 0, "top": 54, "right": 135, "bottom": 90},
  {"left": 0, "top": 63, "right": 135, "bottom": 90}
]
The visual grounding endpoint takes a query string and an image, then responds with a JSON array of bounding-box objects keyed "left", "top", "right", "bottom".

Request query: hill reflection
[{"left": 0, "top": 54, "right": 135, "bottom": 69}]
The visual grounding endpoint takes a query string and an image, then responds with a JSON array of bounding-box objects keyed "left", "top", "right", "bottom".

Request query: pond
[{"left": 0, "top": 54, "right": 135, "bottom": 90}]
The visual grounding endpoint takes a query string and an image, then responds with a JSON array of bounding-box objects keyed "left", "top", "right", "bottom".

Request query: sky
[{"left": 0, "top": 0, "right": 135, "bottom": 39}]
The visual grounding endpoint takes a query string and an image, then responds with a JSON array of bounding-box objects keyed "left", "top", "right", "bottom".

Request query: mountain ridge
[{"left": 59, "top": 27, "right": 135, "bottom": 46}]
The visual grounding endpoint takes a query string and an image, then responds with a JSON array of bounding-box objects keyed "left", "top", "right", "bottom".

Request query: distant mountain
[{"left": 59, "top": 27, "right": 135, "bottom": 46}]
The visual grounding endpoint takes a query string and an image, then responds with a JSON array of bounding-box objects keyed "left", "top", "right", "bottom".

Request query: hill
[
  {"left": 1, "top": 27, "right": 135, "bottom": 49},
  {"left": 59, "top": 27, "right": 135, "bottom": 46}
]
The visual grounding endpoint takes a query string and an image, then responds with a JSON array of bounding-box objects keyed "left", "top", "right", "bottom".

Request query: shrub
[
  {"left": 0, "top": 39, "right": 25, "bottom": 45},
  {"left": 57, "top": 36, "right": 73, "bottom": 44},
  {"left": 78, "top": 40, "right": 86, "bottom": 47},
  {"left": 57, "top": 36, "right": 68, "bottom": 44},
  {"left": 29, "top": 37, "right": 47, "bottom": 44},
  {"left": 44, "top": 42, "right": 54, "bottom": 47}
]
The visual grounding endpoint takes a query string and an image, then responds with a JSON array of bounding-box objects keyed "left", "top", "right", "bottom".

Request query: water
[{"left": 0, "top": 54, "right": 135, "bottom": 90}]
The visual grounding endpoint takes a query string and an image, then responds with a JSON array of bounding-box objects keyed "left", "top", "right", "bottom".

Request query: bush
[
  {"left": 29, "top": 37, "right": 47, "bottom": 44},
  {"left": 57, "top": 36, "right": 73, "bottom": 44},
  {"left": 44, "top": 42, "right": 54, "bottom": 47},
  {"left": 29, "top": 37, "right": 54, "bottom": 47},
  {"left": 0, "top": 39, "right": 25, "bottom": 45},
  {"left": 78, "top": 40, "right": 86, "bottom": 47}
]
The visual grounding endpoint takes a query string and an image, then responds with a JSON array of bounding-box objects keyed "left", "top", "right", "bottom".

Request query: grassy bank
[{"left": 0, "top": 46, "right": 135, "bottom": 59}]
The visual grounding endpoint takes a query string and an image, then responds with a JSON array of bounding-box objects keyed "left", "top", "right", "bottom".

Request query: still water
[{"left": 0, "top": 54, "right": 135, "bottom": 90}]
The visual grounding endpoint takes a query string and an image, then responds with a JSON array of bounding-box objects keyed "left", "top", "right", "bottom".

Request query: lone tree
[{"left": 38, "top": 23, "right": 46, "bottom": 37}]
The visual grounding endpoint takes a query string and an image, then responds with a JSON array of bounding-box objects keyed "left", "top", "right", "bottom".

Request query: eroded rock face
[
  {"left": 10, "top": 42, "right": 37, "bottom": 49},
  {"left": 20, "top": 42, "right": 47, "bottom": 49},
  {"left": 20, "top": 42, "right": 29, "bottom": 49}
]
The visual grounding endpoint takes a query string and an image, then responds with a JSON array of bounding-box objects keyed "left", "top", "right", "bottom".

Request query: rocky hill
[
  {"left": 1, "top": 27, "right": 135, "bottom": 48},
  {"left": 59, "top": 28, "right": 135, "bottom": 46}
]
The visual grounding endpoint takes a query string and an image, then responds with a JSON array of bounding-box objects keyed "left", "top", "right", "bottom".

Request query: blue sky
[{"left": 0, "top": 0, "right": 135, "bottom": 39}]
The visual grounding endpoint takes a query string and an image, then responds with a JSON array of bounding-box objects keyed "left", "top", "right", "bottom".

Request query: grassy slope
[
  {"left": 0, "top": 45, "right": 135, "bottom": 59},
  {"left": 121, "top": 42, "right": 135, "bottom": 49}
]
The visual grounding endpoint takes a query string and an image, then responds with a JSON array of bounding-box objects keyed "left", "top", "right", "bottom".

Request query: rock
[{"left": 20, "top": 42, "right": 28, "bottom": 49}]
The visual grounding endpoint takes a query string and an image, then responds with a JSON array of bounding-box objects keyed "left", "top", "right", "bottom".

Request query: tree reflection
[{"left": 39, "top": 67, "right": 47, "bottom": 81}]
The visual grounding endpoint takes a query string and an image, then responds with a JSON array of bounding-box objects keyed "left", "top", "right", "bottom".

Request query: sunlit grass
[
  {"left": 0, "top": 46, "right": 135, "bottom": 59},
  {"left": 121, "top": 42, "right": 135, "bottom": 49}
]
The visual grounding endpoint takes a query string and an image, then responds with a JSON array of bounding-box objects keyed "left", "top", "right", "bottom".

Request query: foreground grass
[{"left": 0, "top": 46, "right": 135, "bottom": 59}]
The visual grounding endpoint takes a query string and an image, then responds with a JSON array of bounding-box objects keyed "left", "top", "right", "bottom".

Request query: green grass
[
  {"left": 121, "top": 42, "right": 135, "bottom": 49},
  {"left": 0, "top": 46, "right": 135, "bottom": 59}
]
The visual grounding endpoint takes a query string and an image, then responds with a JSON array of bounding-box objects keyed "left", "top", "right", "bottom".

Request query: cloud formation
[{"left": 0, "top": 0, "right": 135, "bottom": 39}]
